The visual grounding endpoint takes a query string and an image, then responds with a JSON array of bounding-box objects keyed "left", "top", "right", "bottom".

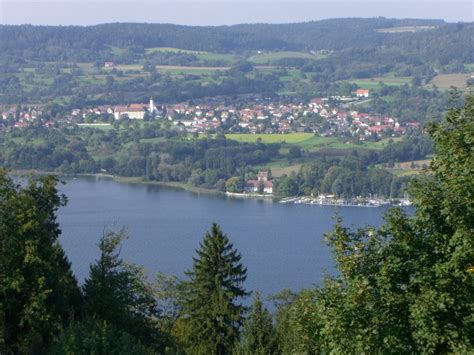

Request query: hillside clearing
[{"left": 426, "top": 73, "right": 472, "bottom": 90}]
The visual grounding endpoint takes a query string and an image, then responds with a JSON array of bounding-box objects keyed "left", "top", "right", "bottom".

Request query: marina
[{"left": 279, "top": 195, "right": 411, "bottom": 207}]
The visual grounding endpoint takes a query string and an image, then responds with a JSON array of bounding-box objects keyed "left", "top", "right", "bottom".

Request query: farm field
[
  {"left": 296, "top": 135, "right": 396, "bottom": 151},
  {"left": 248, "top": 51, "right": 327, "bottom": 65},
  {"left": 380, "top": 159, "right": 431, "bottom": 176},
  {"left": 77, "top": 123, "right": 113, "bottom": 130},
  {"left": 139, "top": 137, "right": 168, "bottom": 144},
  {"left": 145, "top": 47, "right": 236, "bottom": 64},
  {"left": 155, "top": 65, "right": 229, "bottom": 75},
  {"left": 225, "top": 133, "right": 395, "bottom": 151},
  {"left": 346, "top": 75, "right": 412, "bottom": 89},
  {"left": 225, "top": 133, "right": 314, "bottom": 144},
  {"left": 267, "top": 162, "right": 303, "bottom": 177},
  {"left": 425, "top": 73, "right": 472, "bottom": 90}
]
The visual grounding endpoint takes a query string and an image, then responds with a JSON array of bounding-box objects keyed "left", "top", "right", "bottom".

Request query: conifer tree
[
  {"left": 82, "top": 228, "right": 162, "bottom": 351},
  {"left": 236, "top": 292, "right": 277, "bottom": 355},
  {"left": 179, "top": 223, "right": 248, "bottom": 354}
]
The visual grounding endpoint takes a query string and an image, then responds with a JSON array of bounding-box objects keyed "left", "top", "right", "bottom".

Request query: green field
[
  {"left": 156, "top": 66, "right": 228, "bottom": 74},
  {"left": 226, "top": 133, "right": 314, "bottom": 144},
  {"left": 77, "top": 123, "right": 114, "bottom": 130},
  {"left": 109, "top": 46, "right": 126, "bottom": 56},
  {"left": 145, "top": 47, "right": 236, "bottom": 64},
  {"left": 376, "top": 158, "right": 431, "bottom": 177},
  {"left": 347, "top": 75, "right": 412, "bottom": 90},
  {"left": 297, "top": 136, "right": 390, "bottom": 151},
  {"left": 10, "top": 137, "right": 45, "bottom": 145},
  {"left": 139, "top": 137, "right": 168, "bottom": 144},
  {"left": 145, "top": 47, "right": 202, "bottom": 55},
  {"left": 248, "top": 51, "right": 327, "bottom": 65},
  {"left": 225, "top": 133, "right": 394, "bottom": 151},
  {"left": 465, "top": 63, "right": 474, "bottom": 71},
  {"left": 264, "top": 162, "right": 303, "bottom": 177}
]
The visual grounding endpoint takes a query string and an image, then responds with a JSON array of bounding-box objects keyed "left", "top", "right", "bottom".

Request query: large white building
[
  {"left": 114, "top": 104, "right": 146, "bottom": 120},
  {"left": 114, "top": 99, "right": 156, "bottom": 120}
]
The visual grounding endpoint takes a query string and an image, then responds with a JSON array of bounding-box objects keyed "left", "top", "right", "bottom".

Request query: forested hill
[{"left": 1, "top": 18, "right": 471, "bottom": 63}]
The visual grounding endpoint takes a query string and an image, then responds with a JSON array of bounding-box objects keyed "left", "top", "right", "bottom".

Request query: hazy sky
[{"left": 0, "top": 0, "right": 472, "bottom": 26}]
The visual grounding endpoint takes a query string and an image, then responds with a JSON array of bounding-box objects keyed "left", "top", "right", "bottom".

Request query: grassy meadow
[{"left": 248, "top": 51, "right": 328, "bottom": 65}]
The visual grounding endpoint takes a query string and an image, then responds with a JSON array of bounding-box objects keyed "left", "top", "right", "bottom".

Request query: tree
[
  {"left": 105, "top": 75, "right": 115, "bottom": 90},
  {"left": 0, "top": 172, "right": 81, "bottom": 354},
  {"left": 225, "top": 176, "right": 245, "bottom": 193},
  {"left": 82, "top": 227, "right": 163, "bottom": 351},
  {"left": 292, "top": 95, "right": 474, "bottom": 353},
  {"left": 288, "top": 145, "right": 302, "bottom": 160},
  {"left": 178, "top": 223, "right": 249, "bottom": 354},
  {"left": 236, "top": 292, "right": 277, "bottom": 355},
  {"left": 50, "top": 318, "right": 155, "bottom": 354}
]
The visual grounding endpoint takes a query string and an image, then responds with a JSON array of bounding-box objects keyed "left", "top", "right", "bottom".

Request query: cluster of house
[
  {"left": 1, "top": 91, "right": 420, "bottom": 139},
  {"left": 0, "top": 107, "right": 44, "bottom": 128},
  {"left": 159, "top": 94, "right": 418, "bottom": 139}
]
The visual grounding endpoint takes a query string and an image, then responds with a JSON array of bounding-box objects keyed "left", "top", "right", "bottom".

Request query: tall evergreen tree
[
  {"left": 82, "top": 228, "right": 162, "bottom": 351},
  {"left": 236, "top": 292, "right": 277, "bottom": 355},
  {"left": 179, "top": 223, "right": 249, "bottom": 354},
  {"left": 0, "top": 172, "right": 81, "bottom": 353}
]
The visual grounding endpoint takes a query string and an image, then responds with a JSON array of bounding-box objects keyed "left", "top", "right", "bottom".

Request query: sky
[{"left": 0, "top": 0, "right": 472, "bottom": 26}]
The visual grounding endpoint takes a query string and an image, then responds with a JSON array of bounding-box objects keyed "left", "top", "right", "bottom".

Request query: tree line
[{"left": 0, "top": 120, "right": 434, "bottom": 197}]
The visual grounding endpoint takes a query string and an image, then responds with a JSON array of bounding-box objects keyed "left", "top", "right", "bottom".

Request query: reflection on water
[{"left": 57, "top": 176, "right": 391, "bottom": 298}]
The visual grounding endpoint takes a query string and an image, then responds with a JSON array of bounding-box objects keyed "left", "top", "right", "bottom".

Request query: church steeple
[{"left": 150, "top": 97, "right": 155, "bottom": 113}]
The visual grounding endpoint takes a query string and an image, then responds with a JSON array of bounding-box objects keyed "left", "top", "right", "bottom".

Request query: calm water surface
[{"left": 57, "top": 176, "right": 391, "bottom": 298}]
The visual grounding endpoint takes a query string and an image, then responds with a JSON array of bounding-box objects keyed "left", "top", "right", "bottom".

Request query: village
[{"left": 1, "top": 89, "right": 420, "bottom": 140}]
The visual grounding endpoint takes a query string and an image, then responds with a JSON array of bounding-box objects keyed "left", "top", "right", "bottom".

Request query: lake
[{"left": 57, "top": 175, "right": 391, "bottom": 298}]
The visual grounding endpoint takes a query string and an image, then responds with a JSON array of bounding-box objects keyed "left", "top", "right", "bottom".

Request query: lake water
[{"left": 57, "top": 176, "right": 391, "bottom": 298}]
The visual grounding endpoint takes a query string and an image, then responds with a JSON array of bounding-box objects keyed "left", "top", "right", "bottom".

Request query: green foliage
[
  {"left": 235, "top": 292, "right": 277, "bottom": 354},
  {"left": 283, "top": 95, "right": 474, "bottom": 353},
  {"left": 270, "top": 289, "right": 322, "bottom": 354},
  {"left": 49, "top": 318, "right": 156, "bottom": 354},
  {"left": 178, "top": 223, "right": 249, "bottom": 354},
  {"left": 82, "top": 228, "right": 163, "bottom": 351},
  {"left": 0, "top": 171, "right": 81, "bottom": 353},
  {"left": 225, "top": 176, "right": 245, "bottom": 193},
  {"left": 1, "top": 20, "right": 469, "bottom": 106},
  {"left": 287, "top": 145, "right": 302, "bottom": 160},
  {"left": 274, "top": 153, "right": 413, "bottom": 198}
]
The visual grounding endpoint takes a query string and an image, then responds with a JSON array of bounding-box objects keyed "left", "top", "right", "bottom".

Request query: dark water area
[{"left": 57, "top": 175, "right": 393, "bottom": 298}]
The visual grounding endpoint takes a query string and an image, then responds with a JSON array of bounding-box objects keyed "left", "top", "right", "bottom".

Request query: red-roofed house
[{"left": 356, "top": 89, "right": 370, "bottom": 98}]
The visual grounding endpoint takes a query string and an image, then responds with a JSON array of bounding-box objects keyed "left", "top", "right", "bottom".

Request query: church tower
[{"left": 149, "top": 97, "right": 154, "bottom": 113}]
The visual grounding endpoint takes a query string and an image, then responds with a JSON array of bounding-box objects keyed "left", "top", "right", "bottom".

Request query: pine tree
[
  {"left": 179, "top": 223, "right": 249, "bottom": 354},
  {"left": 236, "top": 292, "right": 277, "bottom": 355},
  {"left": 82, "top": 228, "right": 162, "bottom": 351}
]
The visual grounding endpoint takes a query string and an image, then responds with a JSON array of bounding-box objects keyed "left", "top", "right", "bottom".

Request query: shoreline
[
  {"left": 111, "top": 176, "right": 224, "bottom": 196},
  {"left": 9, "top": 169, "right": 408, "bottom": 207},
  {"left": 9, "top": 169, "right": 224, "bottom": 197}
]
